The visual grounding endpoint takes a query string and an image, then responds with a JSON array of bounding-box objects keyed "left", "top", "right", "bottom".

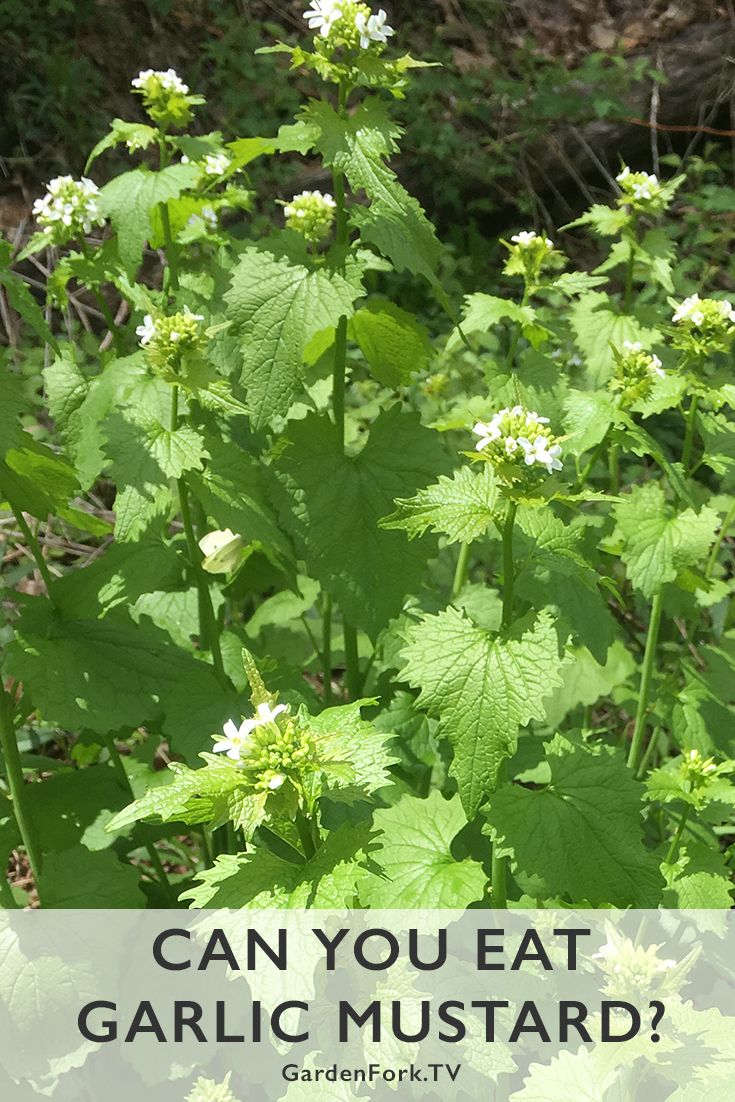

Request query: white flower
[
  {"left": 202, "top": 152, "right": 231, "bottom": 177},
  {"left": 355, "top": 8, "right": 394, "bottom": 48},
  {"left": 524, "top": 410, "right": 550, "bottom": 427},
  {"left": 505, "top": 437, "right": 518, "bottom": 455},
  {"left": 303, "top": 0, "right": 342, "bottom": 35},
  {"left": 132, "top": 68, "right": 188, "bottom": 95},
  {"left": 649, "top": 353, "right": 665, "bottom": 378},
  {"left": 32, "top": 176, "right": 103, "bottom": 239},
  {"left": 268, "top": 774, "right": 286, "bottom": 790},
  {"left": 135, "top": 315, "right": 157, "bottom": 346},
  {"left": 511, "top": 230, "right": 553, "bottom": 249},
  {"left": 517, "top": 435, "right": 563, "bottom": 474},
  {"left": 212, "top": 703, "right": 290, "bottom": 763},
  {"left": 616, "top": 166, "right": 631, "bottom": 183},
  {"left": 672, "top": 294, "right": 704, "bottom": 326},
  {"left": 473, "top": 416, "right": 503, "bottom": 451},
  {"left": 623, "top": 340, "right": 642, "bottom": 353}
]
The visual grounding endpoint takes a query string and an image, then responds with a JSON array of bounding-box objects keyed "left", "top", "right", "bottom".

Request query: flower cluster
[
  {"left": 473, "top": 405, "right": 563, "bottom": 487},
  {"left": 213, "top": 703, "right": 317, "bottom": 793},
  {"left": 284, "top": 189, "right": 337, "bottom": 243},
  {"left": 616, "top": 165, "right": 668, "bottom": 214},
  {"left": 184, "top": 1072, "right": 237, "bottom": 1102},
  {"left": 136, "top": 306, "right": 205, "bottom": 370},
  {"left": 671, "top": 293, "right": 735, "bottom": 355},
  {"left": 594, "top": 931, "right": 676, "bottom": 1001},
  {"left": 503, "top": 230, "right": 558, "bottom": 284},
  {"left": 181, "top": 151, "right": 231, "bottom": 180},
  {"left": 610, "top": 339, "right": 665, "bottom": 405},
  {"left": 131, "top": 68, "right": 199, "bottom": 129},
  {"left": 32, "top": 176, "right": 104, "bottom": 244},
  {"left": 304, "top": 0, "right": 394, "bottom": 52}
]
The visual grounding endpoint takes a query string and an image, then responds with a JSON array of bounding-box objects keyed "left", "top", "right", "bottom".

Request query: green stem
[
  {"left": 198, "top": 826, "right": 214, "bottom": 869},
  {"left": 624, "top": 249, "right": 636, "bottom": 311},
  {"left": 505, "top": 286, "right": 530, "bottom": 375},
  {"left": 577, "top": 427, "right": 611, "bottom": 489},
  {"left": 177, "top": 475, "right": 227, "bottom": 685},
  {"left": 158, "top": 138, "right": 178, "bottom": 292},
  {"left": 636, "top": 725, "right": 660, "bottom": 781},
  {"left": 344, "top": 623, "right": 360, "bottom": 699},
  {"left": 295, "top": 809, "right": 317, "bottom": 860},
  {"left": 681, "top": 395, "right": 700, "bottom": 473},
  {"left": 103, "top": 733, "right": 176, "bottom": 904},
  {"left": 501, "top": 501, "right": 518, "bottom": 629},
  {"left": 170, "top": 385, "right": 227, "bottom": 685},
  {"left": 322, "top": 593, "right": 333, "bottom": 705},
  {"left": 452, "top": 542, "right": 471, "bottom": 600},
  {"left": 665, "top": 806, "right": 689, "bottom": 866},
  {"left": 608, "top": 441, "right": 620, "bottom": 494},
  {"left": 6, "top": 495, "right": 57, "bottom": 606},
  {"left": 491, "top": 841, "right": 507, "bottom": 909},
  {"left": 624, "top": 222, "right": 638, "bottom": 311},
  {"left": 627, "top": 589, "right": 665, "bottom": 772},
  {"left": 0, "top": 683, "right": 44, "bottom": 901},
  {"left": 330, "top": 80, "right": 350, "bottom": 449},
  {"left": 494, "top": 506, "right": 518, "bottom": 911},
  {"left": 706, "top": 499, "right": 735, "bottom": 580}
]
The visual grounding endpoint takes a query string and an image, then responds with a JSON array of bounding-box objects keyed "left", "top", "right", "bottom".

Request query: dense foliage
[{"left": 1, "top": 0, "right": 734, "bottom": 910}]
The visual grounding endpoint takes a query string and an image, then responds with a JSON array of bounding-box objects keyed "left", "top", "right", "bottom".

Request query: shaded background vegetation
[{"left": 2, "top": 0, "right": 735, "bottom": 244}]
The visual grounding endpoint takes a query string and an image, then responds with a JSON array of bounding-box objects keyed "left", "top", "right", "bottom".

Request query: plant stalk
[
  {"left": 491, "top": 842, "right": 507, "bottom": 909},
  {"left": 452, "top": 542, "right": 471, "bottom": 600},
  {"left": 0, "top": 682, "right": 44, "bottom": 901},
  {"left": 344, "top": 623, "right": 360, "bottom": 700},
  {"left": 501, "top": 501, "right": 518, "bottom": 629},
  {"left": 706, "top": 499, "right": 735, "bottom": 580},
  {"left": 103, "top": 732, "right": 177, "bottom": 904},
  {"left": 627, "top": 588, "right": 665, "bottom": 772},
  {"left": 322, "top": 594, "right": 333, "bottom": 705},
  {"left": 6, "top": 496, "right": 58, "bottom": 606},
  {"left": 681, "top": 395, "right": 700, "bottom": 473},
  {"left": 665, "top": 806, "right": 689, "bottom": 866}
]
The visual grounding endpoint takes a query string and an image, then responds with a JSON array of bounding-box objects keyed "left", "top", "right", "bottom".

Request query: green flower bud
[{"left": 283, "top": 190, "right": 337, "bottom": 244}]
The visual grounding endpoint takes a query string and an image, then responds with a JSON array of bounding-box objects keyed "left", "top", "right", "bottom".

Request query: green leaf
[
  {"left": 543, "top": 642, "right": 635, "bottom": 728},
  {"left": 305, "top": 699, "right": 398, "bottom": 800},
  {"left": 699, "top": 412, "right": 735, "bottom": 477},
  {"left": 564, "top": 204, "right": 629, "bottom": 236},
  {"left": 359, "top": 790, "right": 487, "bottom": 907},
  {"left": 85, "top": 119, "right": 158, "bottom": 169},
  {"left": 612, "top": 482, "right": 719, "bottom": 598},
  {"left": 189, "top": 436, "right": 294, "bottom": 573},
  {"left": 182, "top": 823, "right": 374, "bottom": 908},
  {"left": 563, "top": 388, "right": 619, "bottom": 456},
  {"left": 350, "top": 300, "right": 430, "bottom": 387},
  {"left": 225, "top": 241, "right": 365, "bottom": 425},
  {"left": 400, "top": 608, "right": 566, "bottom": 815},
  {"left": 0, "top": 239, "right": 57, "bottom": 349},
  {"left": 0, "top": 436, "right": 79, "bottom": 520},
  {"left": 382, "top": 464, "right": 499, "bottom": 545},
  {"left": 25, "top": 767, "right": 133, "bottom": 854},
  {"left": 308, "top": 99, "right": 441, "bottom": 281},
  {"left": 103, "top": 407, "right": 208, "bottom": 541},
  {"left": 99, "top": 164, "right": 200, "bottom": 272},
  {"left": 40, "top": 847, "right": 145, "bottom": 908},
  {"left": 569, "top": 291, "right": 659, "bottom": 385},
  {"left": 271, "top": 405, "right": 450, "bottom": 636},
  {"left": 486, "top": 737, "right": 663, "bottom": 906},
  {"left": 107, "top": 759, "right": 267, "bottom": 836},
  {"left": 447, "top": 293, "right": 542, "bottom": 353},
  {"left": 514, "top": 508, "right": 616, "bottom": 663},
  {"left": 662, "top": 842, "right": 734, "bottom": 908},
  {"left": 5, "top": 601, "right": 227, "bottom": 739}
]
